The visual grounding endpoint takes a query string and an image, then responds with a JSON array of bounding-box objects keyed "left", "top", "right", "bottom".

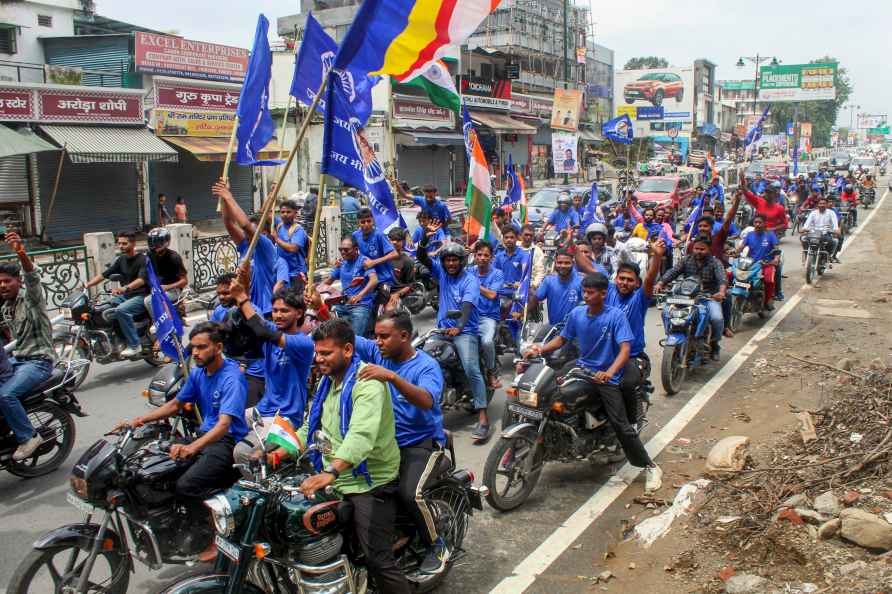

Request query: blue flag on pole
[
  {"left": 504, "top": 154, "right": 522, "bottom": 208},
  {"left": 235, "top": 14, "right": 281, "bottom": 166},
  {"left": 321, "top": 72, "right": 404, "bottom": 232},
  {"left": 744, "top": 106, "right": 771, "bottom": 149},
  {"left": 581, "top": 181, "right": 603, "bottom": 228},
  {"left": 290, "top": 13, "right": 377, "bottom": 125},
  {"left": 146, "top": 259, "right": 184, "bottom": 361},
  {"left": 602, "top": 114, "right": 634, "bottom": 145},
  {"left": 792, "top": 141, "right": 799, "bottom": 176}
]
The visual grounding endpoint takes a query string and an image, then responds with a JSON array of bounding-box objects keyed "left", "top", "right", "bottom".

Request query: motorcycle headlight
[
  {"left": 205, "top": 493, "right": 235, "bottom": 537},
  {"left": 517, "top": 389, "right": 539, "bottom": 408},
  {"left": 734, "top": 269, "right": 750, "bottom": 281},
  {"left": 670, "top": 308, "right": 688, "bottom": 319}
]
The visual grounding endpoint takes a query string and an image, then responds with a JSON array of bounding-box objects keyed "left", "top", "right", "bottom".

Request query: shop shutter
[
  {"left": 0, "top": 156, "right": 30, "bottom": 204},
  {"left": 37, "top": 152, "right": 139, "bottom": 242},
  {"left": 397, "top": 146, "right": 454, "bottom": 196}
]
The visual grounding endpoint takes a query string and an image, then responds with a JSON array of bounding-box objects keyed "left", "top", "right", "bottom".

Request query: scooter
[
  {"left": 659, "top": 277, "right": 714, "bottom": 396},
  {"left": 728, "top": 248, "right": 778, "bottom": 332}
]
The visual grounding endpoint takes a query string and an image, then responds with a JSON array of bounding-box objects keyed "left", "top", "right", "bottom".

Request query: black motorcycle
[
  {"left": 0, "top": 358, "right": 87, "bottom": 479},
  {"left": 483, "top": 321, "right": 652, "bottom": 512},
  {"left": 402, "top": 262, "right": 436, "bottom": 315},
  {"left": 161, "top": 415, "right": 486, "bottom": 594},
  {"left": 801, "top": 230, "right": 834, "bottom": 286},
  {"left": 8, "top": 419, "right": 213, "bottom": 594},
  {"left": 861, "top": 186, "right": 876, "bottom": 208}
]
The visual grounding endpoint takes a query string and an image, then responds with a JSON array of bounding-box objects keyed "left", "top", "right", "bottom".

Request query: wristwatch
[{"left": 323, "top": 464, "right": 340, "bottom": 479}]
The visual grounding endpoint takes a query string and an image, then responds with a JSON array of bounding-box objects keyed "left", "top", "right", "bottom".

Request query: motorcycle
[
  {"left": 801, "top": 231, "right": 834, "bottom": 286},
  {"left": 658, "top": 277, "right": 715, "bottom": 396},
  {"left": 402, "top": 262, "right": 433, "bottom": 315},
  {"left": 836, "top": 201, "right": 855, "bottom": 234},
  {"left": 728, "top": 248, "right": 778, "bottom": 332},
  {"left": 483, "top": 321, "right": 652, "bottom": 512},
  {"left": 861, "top": 186, "right": 876, "bottom": 208},
  {"left": 161, "top": 415, "right": 486, "bottom": 594},
  {"left": 8, "top": 421, "right": 218, "bottom": 594},
  {"left": 0, "top": 358, "right": 87, "bottom": 479}
]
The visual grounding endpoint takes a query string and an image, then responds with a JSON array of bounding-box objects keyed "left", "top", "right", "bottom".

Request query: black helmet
[
  {"left": 439, "top": 242, "right": 466, "bottom": 268},
  {"left": 147, "top": 227, "right": 171, "bottom": 249}
]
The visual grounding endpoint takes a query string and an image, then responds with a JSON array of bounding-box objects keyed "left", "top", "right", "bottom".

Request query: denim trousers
[
  {"left": 107, "top": 294, "right": 147, "bottom": 348},
  {"left": 452, "top": 333, "right": 488, "bottom": 411},
  {"left": 0, "top": 358, "right": 54, "bottom": 442},
  {"left": 335, "top": 303, "right": 372, "bottom": 337},
  {"left": 478, "top": 317, "right": 497, "bottom": 372},
  {"left": 705, "top": 299, "right": 724, "bottom": 343}
]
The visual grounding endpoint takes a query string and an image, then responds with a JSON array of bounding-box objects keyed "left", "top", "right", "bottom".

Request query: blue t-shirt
[
  {"left": 354, "top": 337, "right": 446, "bottom": 448},
  {"left": 576, "top": 258, "right": 609, "bottom": 277},
  {"left": 413, "top": 196, "right": 451, "bottom": 229},
  {"left": 413, "top": 226, "right": 445, "bottom": 252},
  {"left": 751, "top": 179, "right": 767, "bottom": 195},
  {"left": 237, "top": 235, "right": 276, "bottom": 315},
  {"left": 535, "top": 271, "right": 582, "bottom": 324},
  {"left": 177, "top": 358, "right": 249, "bottom": 440},
  {"left": 429, "top": 258, "right": 480, "bottom": 335},
  {"left": 547, "top": 208, "right": 580, "bottom": 233},
  {"left": 340, "top": 195, "right": 360, "bottom": 213},
  {"left": 256, "top": 323, "right": 315, "bottom": 427},
  {"left": 606, "top": 284, "right": 650, "bottom": 357},
  {"left": 275, "top": 257, "right": 291, "bottom": 288},
  {"left": 210, "top": 305, "right": 264, "bottom": 378},
  {"left": 330, "top": 255, "right": 374, "bottom": 306},
  {"left": 494, "top": 247, "right": 529, "bottom": 297},
  {"left": 712, "top": 220, "right": 740, "bottom": 237},
  {"left": 353, "top": 228, "right": 395, "bottom": 284},
  {"left": 468, "top": 265, "right": 504, "bottom": 321},
  {"left": 274, "top": 218, "right": 308, "bottom": 276},
  {"left": 560, "top": 305, "right": 634, "bottom": 384},
  {"left": 742, "top": 230, "right": 779, "bottom": 262},
  {"left": 707, "top": 184, "right": 724, "bottom": 203}
]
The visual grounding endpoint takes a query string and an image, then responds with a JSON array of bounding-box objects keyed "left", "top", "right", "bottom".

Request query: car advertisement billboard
[
  {"left": 757, "top": 63, "right": 836, "bottom": 102},
  {"left": 613, "top": 67, "right": 695, "bottom": 124}
]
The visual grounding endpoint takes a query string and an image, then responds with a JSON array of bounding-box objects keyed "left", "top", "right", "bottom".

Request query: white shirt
[{"left": 803, "top": 209, "right": 839, "bottom": 234}]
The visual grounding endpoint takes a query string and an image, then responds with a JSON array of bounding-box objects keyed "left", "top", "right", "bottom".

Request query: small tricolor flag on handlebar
[{"left": 266, "top": 413, "right": 302, "bottom": 456}]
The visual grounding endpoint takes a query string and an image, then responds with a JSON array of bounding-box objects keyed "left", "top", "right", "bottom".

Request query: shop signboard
[
  {"left": 0, "top": 88, "right": 36, "bottom": 120},
  {"left": 636, "top": 106, "right": 664, "bottom": 120},
  {"left": 153, "top": 109, "right": 235, "bottom": 137},
  {"left": 616, "top": 105, "right": 635, "bottom": 119},
  {"left": 552, "top": 131, "right": 579, "bottom": 174},
  {"left": 856, "top": 114, "right": 885, "bottom": 129},
  {"left": 460, "top": 77, "right": 511, "bottom": 98},
  {"left": 154, "top": 80, "right": 240, "bottom": 112},
  {"left": 510, "top": 93, "right": 552, "bottom": 116},
  {"left": 613, "top": 67, "right": 695, "bottom": 124},
  {"left": 462, "top": 95, "right": 511, "bottom": 111},
  {"left": 550, "top": 88, "right": 582, "bottom": 131},
  {"left": 135, "top": 31, "right": 249, "bottom": 83},
  {"left": 868, "top": 126, "right": 890, "bottom": 135},
  {"left": 393, "top": 99, "right": 451, "bottom": 122},
  {"left": 0, "top": 84, "right": 145, "bottom": 124},
  {"left": 757, "top": 63, "right": 836, "bottom": 102}
]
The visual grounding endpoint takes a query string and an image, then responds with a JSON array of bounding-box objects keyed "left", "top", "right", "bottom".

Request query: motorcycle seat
[{"left": 20, "top": 367, "right": 69, "bottom": 405}]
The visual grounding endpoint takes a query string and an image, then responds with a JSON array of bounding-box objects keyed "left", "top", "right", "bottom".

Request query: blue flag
[
  {"left": 792, "top": 141, "right": 799, "bottom": 176},
  {"left": 744, "top": 105, "right": 770, "bottom": 149},
  {"left": 321, "top": 71, "right": 403, "bottom": 232},
  {"left": 581, "top": 181, "right": 603, "bottom": 228},
  {"left": 290, "top": 13, "right": 377, "bottom": 125},
  {"left": 504, "top": 154, "right": 521, "bottom": 208},
  {"left": 602, "top": 114, "right": 633, "bottom": 145},
  {"left": 235, "top": 15, "right": 281, "bottom": 166},
  {"left": 146, "top": 258, "right": 184, "bottom": 361},
  {"left": 461, "top": 104, "right": 474, "bottom": 162}
]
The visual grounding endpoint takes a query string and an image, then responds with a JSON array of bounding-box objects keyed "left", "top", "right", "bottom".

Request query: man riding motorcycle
[
  {"left": 576, "top": 222, "right": 619, "bottom": 277},
  {"left": 325, "top": 235, "right": 379, "bottom": 336},
  {"left": 144, "top": 227, "right": 188, "bottom": 319},
  {"left": 530, "top": 250, "right": 582, "bottom": 324},
  {"left": 839, "top": 184, "right": 859, "bottom": 227},
  {"left": 801, "top": 195, "right": 841, "bottom": 263},
  {"left": 544, "top": 193, "right": 580, "bottom": 237},
  {"left": 738, "top": 214, "right": 780, "bottom": 309}
]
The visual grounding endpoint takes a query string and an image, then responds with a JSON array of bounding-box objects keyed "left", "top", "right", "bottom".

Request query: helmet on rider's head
[
  {"left": 147, "top": 227, "right": 171, "bottom": 249},
  {"left": 844, "top": 184, "right": 853, "bottom": 192},
  {"left": 769, "top": 181, "right": 782, "bottom": 191},
  {"left": 557, "top": 193, "right": 572, "bottom": 206},
  {"left": 585, "top": 222, "right": 608, "bottom": 240},
  {"left": 439, "top": 242, "right": 467, "bottom": 267}
]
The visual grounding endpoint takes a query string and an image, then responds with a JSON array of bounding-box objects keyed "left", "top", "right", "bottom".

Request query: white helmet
[{"left": 585, "top": 222, "right": 608, "bottom": 239}]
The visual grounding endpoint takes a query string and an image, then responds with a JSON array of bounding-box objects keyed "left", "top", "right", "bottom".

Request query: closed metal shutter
[
  {"left": 397, "top": 146, "right": 454, "bottom": 195},
  {"left": 44, "top": 37, "right": 130, "bottom": 87},
  {"left": 148, "top": 151, "right": 254, "bottom": 224},
  {"left": 0, "top": 156, "right": 29, "bottom": 203},
  {"left": 37, "top": 152, "right": 139, "bottom": 242}
]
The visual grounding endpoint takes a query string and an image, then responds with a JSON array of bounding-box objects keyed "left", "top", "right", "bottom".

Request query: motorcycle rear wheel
[
  {"left": 483, "top": 426, "right": 543, "bottom": 512},
  {"left": 660, "top": 343, "right": 688, "bottom": 396},
  {"left": 8, "top": 544, "right": 129, "bottom": 594},
  {"left": 7, "top": 401, "right": 76, "bottom": 478}
]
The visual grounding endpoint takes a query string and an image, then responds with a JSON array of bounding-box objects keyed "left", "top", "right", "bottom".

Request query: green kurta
[{"left": 298, "top": 363, "right": 400, "bottom": 495}]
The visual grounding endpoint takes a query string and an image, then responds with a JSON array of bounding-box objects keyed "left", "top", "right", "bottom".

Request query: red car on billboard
[{"left": 623, "top": 72, "right": 685, "bottom": 107}]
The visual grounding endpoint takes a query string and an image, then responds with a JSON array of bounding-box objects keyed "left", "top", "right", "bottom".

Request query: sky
[{"left": 97, "top": 0, "right": 890, "bottom": 127}]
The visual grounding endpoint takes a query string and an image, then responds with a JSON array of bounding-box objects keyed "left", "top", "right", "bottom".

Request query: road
[{"left": 0, "top": 179, "right": 886, "bottom": 593}]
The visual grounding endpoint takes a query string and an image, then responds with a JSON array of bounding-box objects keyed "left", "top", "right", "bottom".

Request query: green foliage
[
  {"left": 624, "top": 56, "right": 669, "bottom": 70},
  {"left": 767, "top": 57, "right": 852, "bottom": 148}
]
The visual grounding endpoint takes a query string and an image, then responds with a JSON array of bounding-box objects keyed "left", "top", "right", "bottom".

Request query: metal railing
[
  {"left": 191, "top": 235, "right": 238, "bottom": 292},
  {"left": 0, "top": 245, "right": 92, "bottom": 312},
  {"left": 340, "top": 212, "right": 359, "bottom": 237}
]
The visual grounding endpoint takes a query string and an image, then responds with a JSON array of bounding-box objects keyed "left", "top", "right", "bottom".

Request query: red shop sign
[
  {"left": 0, "top": 89, "right": 36, "bottom": 121},
  {"left": 38, "top": 89, "right": 143, "bottom": 124},
  {"left": 155, "top": 82, "right": 240, "bottom": 111}
]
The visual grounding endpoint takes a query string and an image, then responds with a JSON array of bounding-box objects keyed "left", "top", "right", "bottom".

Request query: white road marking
[{"left": 490, "top": 187, "right": 890, "bottom": 593}]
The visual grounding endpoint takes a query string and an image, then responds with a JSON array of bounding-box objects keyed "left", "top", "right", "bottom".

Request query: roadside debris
[
  {"left": 704, "top": 436, "right": 750, "bottom": 476},
  {"left": 633, "top": 479, "right": 710, "bottom": 547}
]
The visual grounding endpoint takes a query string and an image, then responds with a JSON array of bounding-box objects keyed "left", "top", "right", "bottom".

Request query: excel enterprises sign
[{"left": 757, "top": 63, "right": 836, "bottom": 102}]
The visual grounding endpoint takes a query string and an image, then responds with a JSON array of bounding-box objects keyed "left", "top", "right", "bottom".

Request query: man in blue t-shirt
[
  {"left": 353, "top": 208, "right": 398, "bottom": 306},
  {"left": 326, "top": 235, "right": 379, "bottom": 337},
  {"left": 354, "top": 311, "right": 449, "bottom": 575},
  {"left": 395, "top": 183, "right": 452, "bottom": 232},
  {"left": 410, "top": 212, "right": 446, "bottom": 255},
  {"left": 416, "top": 229, "right": 489, "bottom": 442},
  {"left": 531, "top": 250, "right": 582, "bottom": 324},
  {"left": 213, "top": 180, "right": 276, "bottom": 315},
  {"left": 469, "top": 241, "right": 505, "bottom": 389},
  {"left": 740, "top": 213, "right": 780, "bottom": 309},
  {"left": 272, "top": 199, "right": 309, "bottom": 293},
  {"left": 126, "top": 321, "right": 248, "bottom": 507},
  {"left": 545, "top": 194, "right": 580, "bottom": 235},
  {"left": 493, "top": 226, "right": 528, "bottom": 301},
  {"left": 525, "top": 273, "right": 663, "bottom": 494},
  {"left": 228, "top": 282, "right": 315, "bottom": 466}
]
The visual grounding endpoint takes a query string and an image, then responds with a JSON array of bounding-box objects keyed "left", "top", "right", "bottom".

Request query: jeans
[
  {"left": 143, "top": 289, "right": 181, "bottom": 320},
  {"left": 107, "top": 294, "right": 147, "bottom": 348},
  {"left": 335, "top": 303, "right": 371, "bottom": 337},
  {"left": 478, "top": 317, "right": 497, "bottom": 372},
  {"left": 705, "top": 299, "right": 724, "bottom": 344},
  {"left": 0, "top": 358, "right": 53, "bottom": 442},
  {"left": 452, "top": 333, "right": 488, "bottom": 411},
  {"left": 399, "top": 441, "right": 442, "bottom": 546}
]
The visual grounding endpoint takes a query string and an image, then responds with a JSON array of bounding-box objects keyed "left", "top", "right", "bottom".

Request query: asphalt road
[{"left": 0, "top": 180, "right": 884, "bottom": 593}]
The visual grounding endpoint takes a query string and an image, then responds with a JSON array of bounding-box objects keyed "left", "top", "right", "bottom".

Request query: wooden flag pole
[
  {"left": 239, "top": 76, "right": 328, "bottom": 267},
  {"left": 218, "top": 117, "right": 240, "bottom": 212},
  {"left": 306, "top": 173, "right": 328, "bottom": 283},
  {"left": 269, "top": 95, "right": 294, "bottom": 230}
]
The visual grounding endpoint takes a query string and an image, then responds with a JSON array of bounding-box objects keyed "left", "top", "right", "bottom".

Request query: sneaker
[
  {"left": 120, "top": 345, "right": 141, "bottom": 358},
  {"left": 774, "top": 292, "right": 785, "bottom": 301},
  {"left": 645, "top": 465, "right": 663, "bottom": 493},
  {"left": 471, "top": 423, "right": 491, "bottom": 443},
  {"left": 419, "top": 537, "right": 450, "bottom": 575},
  {"left": 13, "top": 433, "right": 45, "bottom": 461}
]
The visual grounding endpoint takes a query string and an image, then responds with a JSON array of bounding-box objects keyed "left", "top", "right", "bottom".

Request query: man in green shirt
[{"left": 298, "top": 319, "right": 409, "bottom": 594}]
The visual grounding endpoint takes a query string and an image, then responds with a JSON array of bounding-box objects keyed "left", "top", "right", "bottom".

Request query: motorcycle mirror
[
  {"left": 251, "top": 408, "right": 264, "bottom": 426},
  {"left": 313, "top": 430, "right": 333, "bottom": 455},
  {"left": 445, "top": 310, "right": 462, "bottom": 320}
]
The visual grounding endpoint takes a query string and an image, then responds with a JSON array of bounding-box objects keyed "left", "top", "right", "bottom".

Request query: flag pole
[
  {"left": 218, "top": 117, "right": 240, "bottom": 212},
  {"left": 306, "top": 173, "right": 328, "bottom": 283},
  {"left": 239, "top": 76, "right": 328, "bottom": 267},
  {"left": 270, "top": 95, "right": 292, "bottom": 229}
]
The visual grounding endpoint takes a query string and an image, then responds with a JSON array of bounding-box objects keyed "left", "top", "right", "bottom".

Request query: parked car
[
  {"left": 525, "top": 182, "right": 617, "bottom": 227},
  {"left": 830, "top": 151, "right": 852, "bottom": 171},
  {"left": 634, "top": 176, "right": 695, "bottom": 215},
  {"left": 623, "top": 72, "right": 685, "bottom": 107}
]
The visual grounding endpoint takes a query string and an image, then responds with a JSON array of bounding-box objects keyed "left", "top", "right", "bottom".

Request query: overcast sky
[{"left": 98, "top": 0, "right": 889, "bottom": 126}]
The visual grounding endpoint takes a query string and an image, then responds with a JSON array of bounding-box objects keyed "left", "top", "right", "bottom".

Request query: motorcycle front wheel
[
  {"left": 729, "top": 295, "right": 745, "bottom": 333},
  {"left": 805, "top": 252, "right": 817, "bottom": 285},
  {"left": 483, "top": 426, "right": 544, "bottom": 512},
  {"left": 661, "top": 342, "right": 688, "bottom": 396},
  {"left": 8, "top": 544, "right": 129, "bottom": 594}
]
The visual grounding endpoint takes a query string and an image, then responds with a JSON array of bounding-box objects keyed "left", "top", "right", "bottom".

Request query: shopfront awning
[
  {"left": 161, "top": 136, "right": 289, "bottom": 162},
  {"left": 38, "top": 125, "right": 179, "bottom": 164},
  {"left": 0, "top": 125, "right": 59, "bottom": 159},
  {"left": 395, "top": 131, "right": 466, "bottom": 147},
  {"left": 469, "top": 111, "right": 537, "bottom": 135}
]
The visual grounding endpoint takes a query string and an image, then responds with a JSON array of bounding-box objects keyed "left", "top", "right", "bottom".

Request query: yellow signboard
[
  {"left": 153, "top": 109, "right": 235, "bottom": 137},
  {"left": 550, "top": 89, "right": 583, "bottom": 132},
  {"left": 616, "top": 105, "right": 636, "bottom": 118}
]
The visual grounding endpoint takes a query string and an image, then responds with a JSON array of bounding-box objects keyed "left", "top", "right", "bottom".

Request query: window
[
  {"left": 0, "top": 28, "right": 16, "bottom": 55},
  {"left": 38, "top": 14, "right": 52, "bottom": 27}
]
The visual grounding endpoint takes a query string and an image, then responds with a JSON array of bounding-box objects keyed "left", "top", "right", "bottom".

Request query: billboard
[
  {"left": 552, "top": 132, "right": 579, "bottom": 174},
  {"left": 613, "top": 67, "right": 695, "bottom": 132},
  {"left": 856, "top": 114, "right": 886, "bottom": 129},
  {"left": 153, "top": 79, "right": 240, "bottom": 112},
  {"left": 757, "top": 63, "right": 836, "bottom": 102},
  {"left": 153, "top": 109, "right": 235, "bottom": 137},
  {"left": 135, "top": 32, "right": 249, "bottom": 83},
  {"left": 550, "top": 89, "right": 582, "bottom": 131}
]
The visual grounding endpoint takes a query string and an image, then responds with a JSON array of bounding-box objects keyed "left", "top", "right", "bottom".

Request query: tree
[
  {"left": 624, "top": 56, "right": 669, "bottom": 70},
  {"left": 767, "top": 57, "right": 852, "bottom": 148}
]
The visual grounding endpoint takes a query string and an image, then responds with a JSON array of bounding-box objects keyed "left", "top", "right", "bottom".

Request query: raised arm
[{"left": 212, "top": 179, "right": 253, "bottom": 244}]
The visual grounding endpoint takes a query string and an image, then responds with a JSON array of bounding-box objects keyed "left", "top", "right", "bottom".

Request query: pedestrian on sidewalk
[
  {"left": 174, "top": 196, "right": 188, "bottom": 223},
  {"left": 157, "top": 193, "right": 171, "bottom": 227}
]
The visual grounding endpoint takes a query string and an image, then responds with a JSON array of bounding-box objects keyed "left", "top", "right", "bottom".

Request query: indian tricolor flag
[
  {"left": 265, "top": 414, "right": 302, "bottom": 456},
  {"left": 462, "top": 107, "right": 492, "bottom": 243},
  {"left": 403, "top": 60, "right": 461, "bottom": 113}
]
